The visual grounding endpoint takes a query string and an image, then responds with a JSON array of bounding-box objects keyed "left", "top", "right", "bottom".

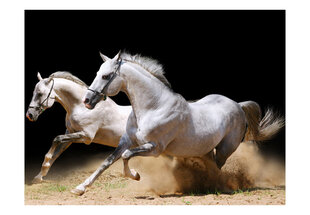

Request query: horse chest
[{"left": 66, "top": 113, "right": 87, "bottom": 132}]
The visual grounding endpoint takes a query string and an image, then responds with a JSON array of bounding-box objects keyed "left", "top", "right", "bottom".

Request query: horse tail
[{"left": 239, "top": 101, "right": 284, "bottom": 142}]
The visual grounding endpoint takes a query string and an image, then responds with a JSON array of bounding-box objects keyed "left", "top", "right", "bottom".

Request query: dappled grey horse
[
  {"left": 75, "top": 51, "right": 284, "bottom": 195},
  {"left": 26, "top": 72, "right": 134, "bottom": 193}
]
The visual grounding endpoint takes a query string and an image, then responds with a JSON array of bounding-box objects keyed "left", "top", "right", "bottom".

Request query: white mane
[
  {"left": 49, "top": 71, "right": 88, "bottom": 87},
  {"left": 121, "top": 52, "right": 171, "bottom": 88}
]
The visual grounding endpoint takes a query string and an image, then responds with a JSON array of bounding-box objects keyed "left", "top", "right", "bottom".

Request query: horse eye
[
  {"left": 102, "top": 74, "right": 110, "bottom": 80},
  {"left": 36, "top": 93, "right": 43, "bottom": 98},
  {"left": 34, "top": 92, "right": 43, "bottom": 101}
]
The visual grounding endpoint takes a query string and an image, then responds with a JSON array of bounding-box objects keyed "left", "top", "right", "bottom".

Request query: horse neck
[
  {"left": 53, "top": 78, "right": 87, "bottom": 114},
  {"left": 121, "top": 63, "right": 173, "bottom": 118}
]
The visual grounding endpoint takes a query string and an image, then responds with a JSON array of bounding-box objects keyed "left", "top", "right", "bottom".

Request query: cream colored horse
[{"left": 26, "top": 72, "right": 133, "bottom": 190}]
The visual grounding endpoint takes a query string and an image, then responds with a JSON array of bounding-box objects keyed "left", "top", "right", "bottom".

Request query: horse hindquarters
[{"left": 192, "top": 99, "right": 247, "bottom": 169}]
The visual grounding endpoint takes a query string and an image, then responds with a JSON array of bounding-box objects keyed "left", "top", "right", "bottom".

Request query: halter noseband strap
[
  {"left": 29, "top": 79, "right": 55, "bottom": 113},
  {"left": 87, "top": 58, "right": 123, "bottom": 99}
]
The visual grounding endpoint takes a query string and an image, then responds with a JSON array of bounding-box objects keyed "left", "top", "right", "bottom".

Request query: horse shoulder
[
  {"left": 66, "top": 105, "right": 101, "bottom": 140},
  {"left": 134, "top": 100, "right": 189, "bottom": 145}
]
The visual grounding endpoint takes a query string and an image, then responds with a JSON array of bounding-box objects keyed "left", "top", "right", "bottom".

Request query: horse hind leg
[
  {"left": 32, "top": 141, "right": 72, "bottom": 184},
  {"left": 214, "top": 135, "right": 242, "bottom": 169},
  {"left": 32, "top": 131, "right": 85, "bottom": 184}
]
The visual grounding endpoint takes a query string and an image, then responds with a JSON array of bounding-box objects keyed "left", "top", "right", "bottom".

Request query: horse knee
[
  {"left": 121, "top": 149, "right": 133, "bottom": 160},
  {"left": 121, "top": 142, "right": 161, "bottom": 160},
  {"left": 53, "top": 135, "right": 63, "bottom": 144}
]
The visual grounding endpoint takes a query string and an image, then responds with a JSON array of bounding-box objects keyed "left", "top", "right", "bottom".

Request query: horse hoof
[
  {"left": 131, "top": 169, "right": 140, "bottom": 181},
  {"left": 71, "top": 187, "right": 85, "bottom": 196},
  {"left": 135, "top": 172, "right": 140, "bottom": 181},
  {"left": 32, "top": 176, "right": 43, "bottom": 184}
]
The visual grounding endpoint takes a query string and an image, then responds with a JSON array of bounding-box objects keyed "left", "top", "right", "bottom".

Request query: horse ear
[
  {"left": 113, "top": 50, "right": 122, "bottom": 62},
  {"left": 46, "top": 77, "right": 53, "bottom": 84},
  {"left": 99, "top": 52, "right": 111, "bottom": 62},
  {"left": 37, "top": 72, "right": 43, "bottom": 81}
]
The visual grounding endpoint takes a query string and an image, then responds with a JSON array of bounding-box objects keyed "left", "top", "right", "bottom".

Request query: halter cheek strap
[
  {"left": 87, "top": 88, "right": 107, "bottom": 100},
  {"left": 87, "top": 58, "right": 123, "bottom": 100},
  {"left": 29, "top": 79, "right": 55, "bottom": 113}
]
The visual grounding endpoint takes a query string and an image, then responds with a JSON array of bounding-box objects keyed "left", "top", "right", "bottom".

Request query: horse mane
[
  {"left": 121, "top": 52, "right": 172, "bottom": 88},
  {"left": 48, "top": 71, "right": 88, "bottom": 87}
]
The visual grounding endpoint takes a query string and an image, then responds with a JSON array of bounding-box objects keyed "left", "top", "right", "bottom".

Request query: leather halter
[
  {"left": 87, "top": 58, "right": 123, "bottom": 100},
  {"left": 28, "top": 79, "right": 55, "bottom": 113}
]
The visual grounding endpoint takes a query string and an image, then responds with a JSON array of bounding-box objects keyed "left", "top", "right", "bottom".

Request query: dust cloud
[
  {"left": 25, "top": 141, "right": 284, "bottom": 196},
  {"left": 128, "top": 142, "right": 285, "bottom": 195}
]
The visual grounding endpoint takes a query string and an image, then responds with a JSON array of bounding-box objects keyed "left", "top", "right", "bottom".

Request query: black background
[{"left": 25, "top": 10, "right": 285, "bottom": 168}]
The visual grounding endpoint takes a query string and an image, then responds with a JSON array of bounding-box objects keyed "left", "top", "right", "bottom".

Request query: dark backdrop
[{"left": 25, "top": 10, "right": 285, "bottom": 166}]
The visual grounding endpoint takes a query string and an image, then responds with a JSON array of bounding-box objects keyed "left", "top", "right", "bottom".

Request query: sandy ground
[{"left": 25, "top": 142, "right": 285, "bottom": 205}]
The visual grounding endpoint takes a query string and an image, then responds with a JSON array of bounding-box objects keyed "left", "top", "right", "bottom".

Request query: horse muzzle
[
  {"left": 83, "top": 98, "right": 95, "bottom": 109},
  {"left": 26, "top": 111, "right": 36, "bottom": 122},
  {"left": 83, "top": 93, "right": 100, "bottom": 110}
]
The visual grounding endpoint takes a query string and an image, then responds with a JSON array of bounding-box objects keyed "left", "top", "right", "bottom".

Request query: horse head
[
  {"left": 84, "top": 51, "right": 124, "bottom": 109},
  {"left": 26, "top": 72, "right": 56, "bottom": 121}
]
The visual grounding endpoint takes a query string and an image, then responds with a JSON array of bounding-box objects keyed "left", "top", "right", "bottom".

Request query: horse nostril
[
  {"left": 26, "top": 112, "right": 34, "bottom": 121},
  {"left": 84, "top": 98, "right": 90, "bottom": 104}
]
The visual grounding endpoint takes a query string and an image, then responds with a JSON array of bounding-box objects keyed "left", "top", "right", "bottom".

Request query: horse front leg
[
  {"left": 122, "top": 142, "right": 161, "bottom": 180},
  {"left": 123, "top": 159, "right": 140, "bottom": 181},
  {"left": 32, "top": 131, "right": 86, "bottom": 184},
  {"left": 71, "top": 134, "right": 132, "bottom": 196}
]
